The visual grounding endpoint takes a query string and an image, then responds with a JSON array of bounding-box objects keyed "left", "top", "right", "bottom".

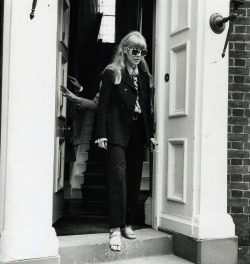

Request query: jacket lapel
[
  {"left": 122, "top": 67, "right": 148, "bottom": 92},
  {"left": 138, "top": 70, "right": 147, "bottom": 91},
  {"left": 122, "top": 68, "right": 136, "bottom": 89}
]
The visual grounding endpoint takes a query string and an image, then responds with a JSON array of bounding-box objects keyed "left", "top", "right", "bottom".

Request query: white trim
[
  {"left": 57, "top": 51, "right": 68, "bottom": 119},
  {"left": 167, "top": 138, "right": 187, "bottom": 203},
  {"left": 159, "top": 211, "right": 236, "bottom": 239},
  {"left": 152, "top": 0, "right": 169, "bottom": 230},
  {"left": 58, "top": 0, "right": 70, "bottom": 48},
  {"left": 0, "top": 1, "right": 59, "bottom": 261},
  {"left": 170, "top": 0, "right": 191, "bottom": 36},
  {"left": 0, "top": 0, "right": 12, "bottom": 233},
  {"left": 169, "top": 41, "right": 190, "bottom": 117},
  {"left": 54, "top": 137, "right": 65, "bottom": 192}
]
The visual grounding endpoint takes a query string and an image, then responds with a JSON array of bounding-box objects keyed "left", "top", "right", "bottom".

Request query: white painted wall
[
  {"left": 0, "top": 0, "right": 59, "bottom": 261},
  {"left": 193, "top": 0, "right": 235, "bottom": 239}
]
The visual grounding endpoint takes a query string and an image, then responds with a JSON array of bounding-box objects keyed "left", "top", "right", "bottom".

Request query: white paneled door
[
  {"left": 155, "top": 0, "right": 197, "bottom": 235},
  {"left": 154, "top": 0, "right": 196, "bottom": 236},
  {"left": 153, "top": 0, "right": 235, "bottom": 239}
]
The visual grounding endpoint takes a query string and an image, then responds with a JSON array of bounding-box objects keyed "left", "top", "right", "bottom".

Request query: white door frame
[
  {"left": 0, "top": 1, "right": 59, "bottom": 262},
  {"left": 0, "top": 0, "right": 10, "bottom": 234}
]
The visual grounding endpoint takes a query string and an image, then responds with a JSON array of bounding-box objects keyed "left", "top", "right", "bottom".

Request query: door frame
[
  {"left": 0, "top": 0, "right": 8, "bottom": 233},
  {"left": 151, "top": 0, "right": 167, "bottom": 230}
]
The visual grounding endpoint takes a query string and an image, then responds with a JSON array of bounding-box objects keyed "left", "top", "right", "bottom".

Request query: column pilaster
[{"left": 0, "top": 0, "right": 59, "bottom": 262}]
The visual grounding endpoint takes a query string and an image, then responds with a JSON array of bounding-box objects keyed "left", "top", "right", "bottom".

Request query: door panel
[
  {"left": 170, "top": 0, "right": 190, "bottom": 35},
  {"left": 169, "top": 41, "right": 189, "bottom": 117},
  {"left": 154, "top": 0, "right": 198, "bottom": 234},
  {"left": 53, "top": 0, "right": 70, "bottom": 224}
]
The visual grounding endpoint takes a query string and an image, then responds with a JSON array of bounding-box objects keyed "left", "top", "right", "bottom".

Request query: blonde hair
[{"left": 104, "top": 31, "right": 153, "bottom": 87}]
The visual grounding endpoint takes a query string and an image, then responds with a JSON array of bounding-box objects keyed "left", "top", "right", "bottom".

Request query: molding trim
[
  {"left": 167, "top": 138, "right": 187, "bottom": 203},
  {"left": 169, "top": 41, "right": 190, "bottom": 117},
  {"left": 170, "top": 0, "right": 191, "bottom": 36}
]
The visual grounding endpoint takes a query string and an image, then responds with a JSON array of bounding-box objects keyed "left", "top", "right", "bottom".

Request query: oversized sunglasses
[{"left": 126, "top": 48, "right": 148, "bottom": 56}]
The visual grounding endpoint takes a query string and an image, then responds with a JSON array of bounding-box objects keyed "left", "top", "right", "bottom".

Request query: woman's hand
[
  {"left": 68, "top": 76, "right": 82, "bottom": 91},
  {"left": 150, "top": 138, "right": 158, "bottom": 149},
  {"left": 60, "top": 85, "right": 80, "bottom": 103},
  {"left": 95, "top": 138, "right": 108, "bottom": 149},
  {"left": 98, "top": 140, "right": 108, "bottom": 149}
]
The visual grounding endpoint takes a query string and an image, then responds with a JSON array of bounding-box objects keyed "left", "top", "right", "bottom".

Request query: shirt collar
[{"left": 126, "top": 65, "right": 139, "bottom": 76}]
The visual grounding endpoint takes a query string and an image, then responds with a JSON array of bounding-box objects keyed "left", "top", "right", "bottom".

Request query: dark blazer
[{"left": 95, "top": 68, "right": 153, "bottom": 148}]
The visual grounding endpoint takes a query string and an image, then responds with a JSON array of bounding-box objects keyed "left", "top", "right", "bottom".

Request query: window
[{"left": 98, "top": 0, "right": 116, "bottom": 43}]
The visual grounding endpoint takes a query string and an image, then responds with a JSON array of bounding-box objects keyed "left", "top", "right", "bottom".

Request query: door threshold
[{"left": 53, "top": 215, "right": 148, "bottom": 236}]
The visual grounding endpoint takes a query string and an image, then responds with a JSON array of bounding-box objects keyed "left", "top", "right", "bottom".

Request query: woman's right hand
[
  {"left": 95, "top": 138, "right": 108, "bottom": 149},
  {"left": 99, "top": 141, "right": 107, "bottom": 149},
  {"left": 68, "top": 76, "right": 82, "bottom": 91}
]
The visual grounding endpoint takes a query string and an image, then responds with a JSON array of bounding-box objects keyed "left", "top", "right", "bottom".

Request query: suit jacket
[
  {"left": 95, "top": 68, "right": 153, "bottom": 148},
  {"left": 79, "top": 92, "right": 99, "bottom": 111}
]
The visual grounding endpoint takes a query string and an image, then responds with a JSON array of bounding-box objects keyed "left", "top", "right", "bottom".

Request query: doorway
[{"left": 53, "top": 0, "right": 154, "bottom": 236}]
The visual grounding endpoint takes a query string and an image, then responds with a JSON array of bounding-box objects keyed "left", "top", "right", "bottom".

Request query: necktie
[{"left": 131, "top": 71, "right": 141, "bottom": 114}]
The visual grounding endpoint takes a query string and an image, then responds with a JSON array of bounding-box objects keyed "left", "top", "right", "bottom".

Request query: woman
[{"left": 95, "top": 31, "right": 156, "bottom": 252}]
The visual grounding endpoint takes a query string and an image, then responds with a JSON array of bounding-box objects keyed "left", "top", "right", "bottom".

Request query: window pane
[
  {"left": 103, "top": 35, "right": 115, "bottom": 43},
  {"left": 99, "top": 0, "right": 116, "bottom": 7},
  {"left": 102, "top": 16, "right": 115, "bottom": 26},
  {"left": 105, "top": 0, "right": 116, "bottom": 6},
  {"left": 98, "top": 0, "right": 116, "bottom": 43},
  {"left": 101, "top": 25, "right": 115, "bottom": 35},
  {"left": 104, "top": 6, "right": 115, "bottom": 16}
]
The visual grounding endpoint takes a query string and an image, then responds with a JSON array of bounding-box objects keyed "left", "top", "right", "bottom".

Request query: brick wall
[{"left": 228, "top": 1, "right": 250, "bottom": 263}]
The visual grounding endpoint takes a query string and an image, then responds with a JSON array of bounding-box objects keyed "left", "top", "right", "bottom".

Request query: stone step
[
  {"left": 58, "top": 228, "right": 173, "bottom": 264},
  {"left": 104, "top": 254, "right": 192, "bottom": 264}
]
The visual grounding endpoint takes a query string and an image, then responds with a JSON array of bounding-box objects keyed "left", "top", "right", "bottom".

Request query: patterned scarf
[{"left": 127, "top": 66, "right": 141, "bottom": 114}]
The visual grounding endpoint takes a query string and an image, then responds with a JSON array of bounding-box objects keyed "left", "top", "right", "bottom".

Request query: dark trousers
[{"left": 106, "top": 115, "right": 146, "bottom": 228}]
